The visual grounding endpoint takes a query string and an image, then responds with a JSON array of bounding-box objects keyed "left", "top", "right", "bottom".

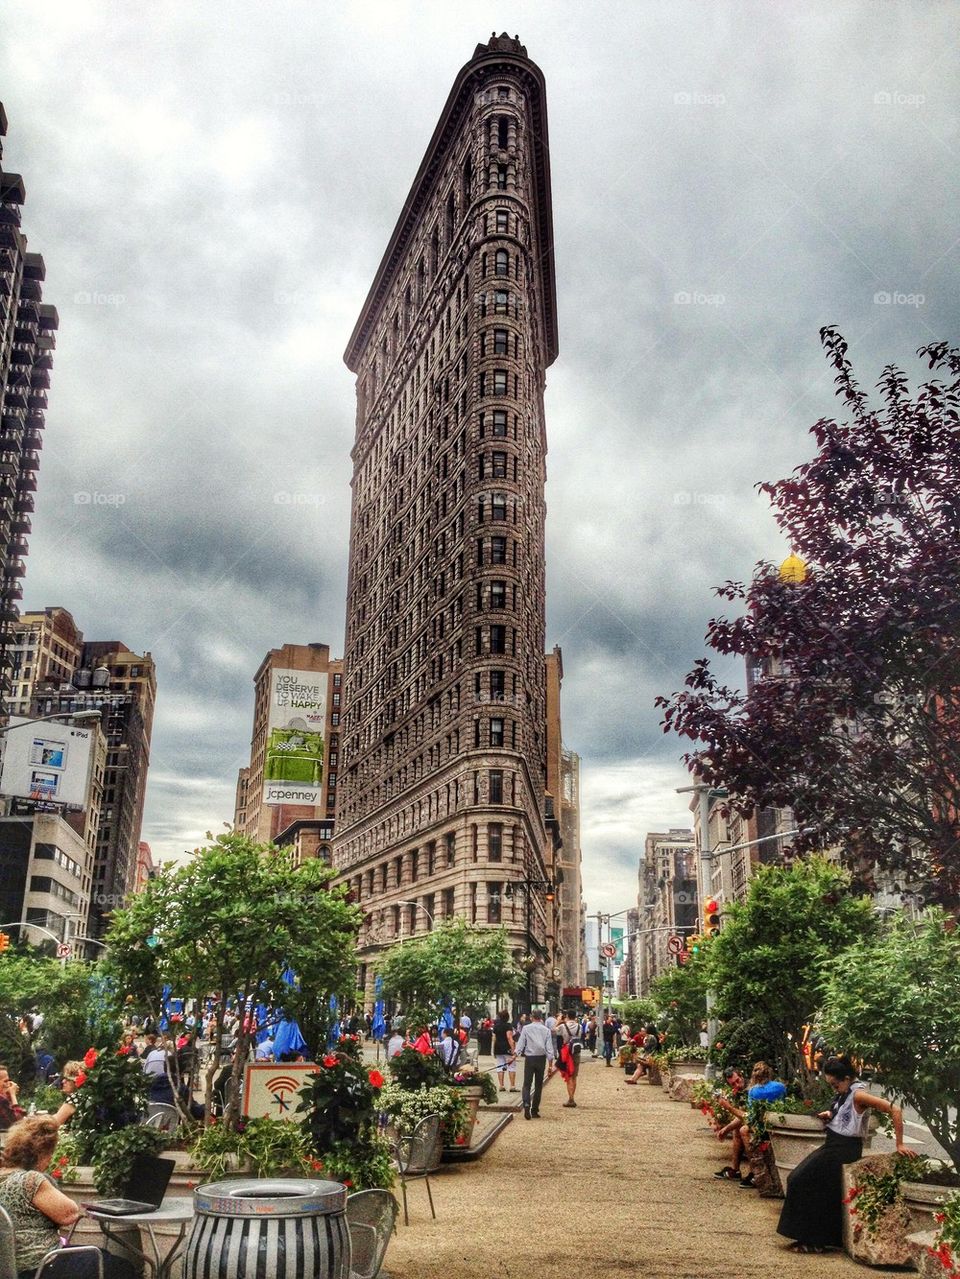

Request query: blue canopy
[{"left": 274, "top": 1018, "right": 308, "bottom": 1059}]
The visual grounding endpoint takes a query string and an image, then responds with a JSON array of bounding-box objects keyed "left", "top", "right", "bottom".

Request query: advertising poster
[
  {"left": 263, "top": 667, "right": 327, "bottom": 806},
  {"left": 0, "top": 717, "right": 94, "bottom": 808}
]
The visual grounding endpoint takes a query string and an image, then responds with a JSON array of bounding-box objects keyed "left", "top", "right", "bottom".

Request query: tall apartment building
[
  {"left": 9, "top": 611, "right": 156, "bottom": 938},
  {"left": 638, "top": 828, "right": 697, "bottom": 994},
  {"left": 0, "top": 105, "right": 57, "bottom": 714},
  {"left": 234, "top": 642, "right": 342, "bottom": 862},
  {"left": 334, "top": 34, "right": 559, "bottom": 1003}
]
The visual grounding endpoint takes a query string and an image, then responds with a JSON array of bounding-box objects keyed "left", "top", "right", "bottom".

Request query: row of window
[
  {"left": 33, "top": 842, "right": 82, "bottom": 879},
  {"left": 29, "top": 875, "right": 81, "bottom": 909}
]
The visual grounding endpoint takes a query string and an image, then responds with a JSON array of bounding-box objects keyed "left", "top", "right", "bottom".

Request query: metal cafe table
[{"left": 85, "top": 1197, "right": 194, "bottom": 1279}]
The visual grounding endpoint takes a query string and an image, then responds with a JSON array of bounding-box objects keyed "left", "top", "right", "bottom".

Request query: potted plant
[
  {"left": 296, "top": 1049, "right": 394, "bottom": 1190},
  {"left": 379, "top": 1082, "right": 469, "bottom": 1165}
]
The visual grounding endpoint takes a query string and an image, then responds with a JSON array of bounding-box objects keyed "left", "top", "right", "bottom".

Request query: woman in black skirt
[{"left": 777, "top": 1056, "right": 913, "bottom": 1254}]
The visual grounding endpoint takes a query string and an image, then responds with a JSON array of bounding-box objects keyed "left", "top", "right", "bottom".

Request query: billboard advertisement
[
  {"left": 0, "top": 718, "right": 94, "bottom": 808},
  {"left": 263, "top": 668, "right": 327, "bottom": 807}
]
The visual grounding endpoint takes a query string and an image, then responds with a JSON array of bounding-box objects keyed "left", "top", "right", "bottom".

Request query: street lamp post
[{"left": 395, "top": 900, "right": 433, "bottom": 944}]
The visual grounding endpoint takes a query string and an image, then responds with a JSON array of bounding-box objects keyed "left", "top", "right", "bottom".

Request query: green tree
[
  {"left": 0, "top": 952, "right": 119, "bottom": 1084},
  {"left": 104, "top": 832, "right": 361, "bottom": 1127},
  {"left": 650, "top": 954, "right": 709, "bottom": 1046},
  {"left": 614, "top": 998, "right": 658, "bottom": 1032},
  {"left": 819, "top": 909, "right": 960, "bottom": 1168},
  {"left": 706, "top": 857, "right": 876, "bottom": 1081},
  {"left": 375, "top": 917, "right": 522, "bottom": 1030}
]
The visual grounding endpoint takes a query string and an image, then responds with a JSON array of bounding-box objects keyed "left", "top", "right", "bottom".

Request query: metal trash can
[{"left": 183, "top": 1178, "right": 349, "bottom": 1279}]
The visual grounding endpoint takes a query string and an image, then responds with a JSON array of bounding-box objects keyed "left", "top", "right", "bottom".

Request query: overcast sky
[{"left": 1, "top": 0, "right": 957, "bottom": 916}]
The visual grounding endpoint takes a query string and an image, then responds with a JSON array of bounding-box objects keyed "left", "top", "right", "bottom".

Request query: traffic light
[
  {"left": 704, "top": 897, "right": 721, "bottom": 938},
  {"left": 686, "top": 933, "right": 702, "bottom": 956},
  {"left": 0, "top": 931, "right": 9, "bottom": 954}
]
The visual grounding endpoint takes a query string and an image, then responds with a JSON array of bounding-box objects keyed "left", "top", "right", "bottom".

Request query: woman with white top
[{"left": 777, "top": 1055, "right": 912, "bottom": 1254}]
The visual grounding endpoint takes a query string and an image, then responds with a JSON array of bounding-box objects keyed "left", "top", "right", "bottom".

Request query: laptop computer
[{"left": 83, "top": 1154, "right": 175, "bottom": 1216}]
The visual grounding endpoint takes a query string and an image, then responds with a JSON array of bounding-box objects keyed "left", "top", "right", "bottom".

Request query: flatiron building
[{"left": 334, "top": 34, "right": 560, "bottom": 1001}]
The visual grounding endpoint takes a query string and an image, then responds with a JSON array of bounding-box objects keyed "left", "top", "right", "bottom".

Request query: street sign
[
  {"left": 56, "top": 943, "right": 71, "bottom": 959},
  {"left": 600, "top": 942, "right": 617, "bottom": 959},
  {"left": 667, "top": 934, "right": 684, "bottom": 956},
  {"left": 678, "top": 950, "right": 690, "bottom": 965}
]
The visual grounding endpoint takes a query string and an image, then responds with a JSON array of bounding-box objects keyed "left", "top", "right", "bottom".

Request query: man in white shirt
[
  {"left": 386, "top": 1031, "right": 405, "bottom": 1058},
  {"left": 512, "top": 1010, "right": 555, "bottom": 1120}
]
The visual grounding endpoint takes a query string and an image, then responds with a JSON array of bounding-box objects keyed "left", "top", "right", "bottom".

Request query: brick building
[
  {"left": 234, "top": 642, "right": 341, "bottom": 862},
  {"left": 333, "top": 34, "right": 560, "bottom": 1003}
]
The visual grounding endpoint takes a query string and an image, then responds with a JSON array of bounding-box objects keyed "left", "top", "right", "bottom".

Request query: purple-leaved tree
[{"left": 657, "top": 327, "right": 960, "bottom": 905}]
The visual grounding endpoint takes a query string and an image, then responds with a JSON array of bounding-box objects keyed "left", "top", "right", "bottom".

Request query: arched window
[{"left": 462, "top": 154, "right": 473, "bottom": 205}]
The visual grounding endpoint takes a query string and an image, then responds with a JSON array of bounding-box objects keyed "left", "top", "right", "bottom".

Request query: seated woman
[
  {"left": 717, "top": 1061, "right": 786, "bottom": 1186},
  {"left": 777, "top": 1055, "right": 911, "bottom": 1254},
  {"left": 0, "top": 1115, "right": 135, "bottom": 1278}
]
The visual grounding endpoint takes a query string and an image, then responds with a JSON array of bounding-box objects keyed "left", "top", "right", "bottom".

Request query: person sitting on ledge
[{"left": 777, "top": 1054, "right": 912, "bottom": 1255}]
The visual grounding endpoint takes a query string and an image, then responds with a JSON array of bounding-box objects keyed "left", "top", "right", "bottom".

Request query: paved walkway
[{"left": 384, "top": 1056, "right": 866, "bottom": 1279}]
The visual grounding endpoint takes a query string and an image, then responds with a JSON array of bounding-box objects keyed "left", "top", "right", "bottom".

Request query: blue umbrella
[
  {"left": 371, "top": 976, "right": 386, "bottom": 1041},
  {"left": 274, "top": 1017, "right": 308, "bottom": 1060}
]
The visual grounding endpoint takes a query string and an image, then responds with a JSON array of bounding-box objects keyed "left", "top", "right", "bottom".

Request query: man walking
[{"left": 512, "top": 1010, "right": 554, "bottom": 1119}]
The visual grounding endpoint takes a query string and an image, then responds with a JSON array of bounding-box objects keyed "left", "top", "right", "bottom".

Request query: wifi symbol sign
[{"left": 266, "top": 1075, "right": 301, "bottom": 1114}]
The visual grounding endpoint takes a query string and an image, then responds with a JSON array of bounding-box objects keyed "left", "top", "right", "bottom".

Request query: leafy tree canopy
[
  {"left": 819, "top": 909, "right": 960, "bottom": 1168},
  {"left": 658, "top": 330, "right": 960, "bottom": 903},
  {"left": 104, "top": 831, "right": 361, "bottom": 1124},
  {"left": 706, "top": 857, "right": 876, "bottom": 1079},
  {"left": 649, "top": 952, "right": 709, "bottom": 1046},
  {"left": 375, "top": 917, "right": 521, "bottom": 1030}
]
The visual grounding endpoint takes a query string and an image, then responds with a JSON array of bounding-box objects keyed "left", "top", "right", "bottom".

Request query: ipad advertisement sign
[{"left": 0, "top": 717, "right": 94, "bottom": 808}]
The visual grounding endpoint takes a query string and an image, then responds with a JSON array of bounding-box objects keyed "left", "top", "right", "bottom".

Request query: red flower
[
  {"left": 342, "top": 1179, "right": 353, "bottom": 1188},
  {"left": 803, "top": 1099, "right": 812, "bottom": 1107},
  {"left": 455, "top": 1136, "right": 467, "bottom": 1145},
  {"left": 368, "top": 1069, "right": 385, "bottom": 1089},
  {"left": 74, "top": 1071, "right": 87, "bottom": 1087},
  {"left": 83, "top": 1048, "right": 98, "bottom": 1069},
  {"left": 309, "top": 1159, "right": 324, "bottom": 1171},
  {"left": 117, "top": 1045, "right": 132, "bottom": 1056},
  {"left": 322, "top": 1054, "right": 338, "bottom": 1068}
]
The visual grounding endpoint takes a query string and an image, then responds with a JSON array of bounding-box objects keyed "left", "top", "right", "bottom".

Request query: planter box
[
  {"left": 671, "top": 1060, "right": 707, "bottom": 1078},
  {"left": 906, "top": 1229, "right": 941, "bottom": 1279},
  {"left": 60, "top": 1155, "right": 244, "bottom": 1203},
  {"left": 766, "top": 1111, "right": 875, "bottom": 1182},
  {"left": 765, "top": 1112, "right": 827, "bottom": 1179},
  {"left": 667, "top": 1073, "right": 701, "bottom": 1104},
  {"left": 749, "top": 1144, "right": 783, "bottom": 1199},
  {"left": 442, "top": 1084, "right": 485, "bottom": 1153},
  {"left": 841, "top": 1154, "right": 914, "bottom": 1268},
  {"left": 902, "top": 1180, "right": 957, "bottom": 1236},
  {"left": 646, "top": 1062, "right": 662, "bottom": 1087}
]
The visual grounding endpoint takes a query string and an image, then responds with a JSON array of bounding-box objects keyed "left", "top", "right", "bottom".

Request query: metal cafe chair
[
  {"left": 345, "top": 1188, "right": 399, "bottom": 1279},
  {"left": 143, "top": 1102, "right": 180, "bottom": 1132},
  {"left": 0, "top": 1202, "right": 104, "bottom": 1279},
  {"left": 391, "top": 1113, "right": 440, "bottom": 1226}
]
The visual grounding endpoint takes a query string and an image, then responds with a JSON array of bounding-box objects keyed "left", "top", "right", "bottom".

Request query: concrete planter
[
  {"left": 442, "top": 1084, "right": 485, "bottom": 1154},
  {"left": 646, "top": 1062, "right": 662, "bottom": 1087},
  {"left": 748, "top": 1144, "right": 783, "bottom": 1199},
  {"left": 670, "top": 1060, "right": 707, "bottom": 1078},
  {"left": 766, "top": 1111, "right": 876, "bottom": 1182},
  {"left": 765, "top": 1112, "right": 827, "bottom": 1179},
  {"left": 667, "top": 1073, "right": 701, "bottom": 1104},
  {"left": 60, "top": 1155, "right": 245, "bottom": 1202},
  {"left": 902, "top": 1180, "right": 957, "bottom": 1235},
  {"left": 841, "top": 1154, "right": 914, "bottom": 1268}
]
